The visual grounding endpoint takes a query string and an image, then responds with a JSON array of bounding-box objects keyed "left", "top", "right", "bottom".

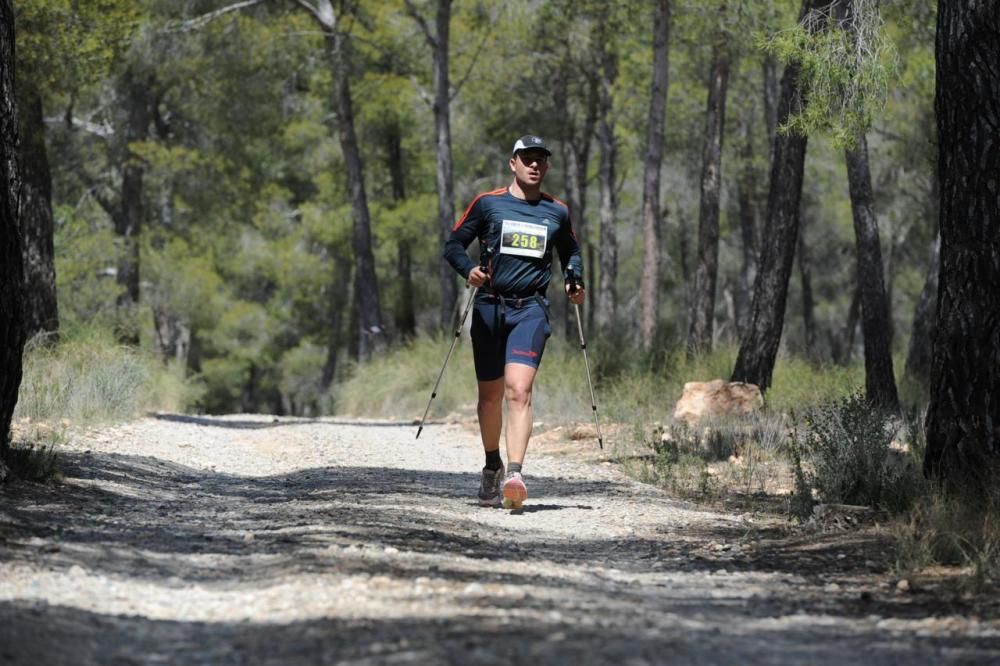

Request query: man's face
[{"left": 510, "top": 150, "right": 549, "bottom": 186}]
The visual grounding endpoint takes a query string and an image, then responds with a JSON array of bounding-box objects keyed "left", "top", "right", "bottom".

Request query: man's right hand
[{"left": 467, "top": 266, "right": 489, "bottom": 288}]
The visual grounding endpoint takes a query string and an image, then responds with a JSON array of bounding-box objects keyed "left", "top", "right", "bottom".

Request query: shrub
[
  {"left": 3, "top": 426, "right": 63, "bottom": 484},
  {"left": 15, "top": 323, "right": 196, "bottom": 425},
  {"left": 894, "top": 487, "right": 1000, "bottom": 589},
  {"left": 334, "top": 332, "right": 479, "bottom": 419},
  {"left": 799, "top": 390, "right": 919, "bottom": 512}
]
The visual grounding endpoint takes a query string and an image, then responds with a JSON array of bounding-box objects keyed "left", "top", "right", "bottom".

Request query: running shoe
[
  {"left": 478, "top": 464, "right": 505, "bottom": 507},
  {"left": 502, "top": 471, "right": 528, "bottom": 509}
]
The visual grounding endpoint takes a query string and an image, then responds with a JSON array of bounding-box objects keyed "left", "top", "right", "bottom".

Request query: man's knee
[
  {"left": 478, "top": 381, "right": 504, "bottom": 408},
  {"left": 505, "top": 383, "right": 532, "bottom": 408}
]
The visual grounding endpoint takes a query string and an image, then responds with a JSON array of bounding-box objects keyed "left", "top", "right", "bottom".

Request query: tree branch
[
  {"left": 45, "top": 115, "right": 114, "bottom": 138},
  {"left": 89, "top": 186, "right": 121, "bottom": 224},
  {"left": 295, "top": 0, "right": 336, "bottom": 31},
  {"left": 403, "top": 0, "right": 437, "bottom": 49},
  {"left": 449, "top": 34, "right": 488, "bottom": 103},
  {"left": 164, "top": 0, "right": 268, "bottom": 33},
  {"left": 409, "top": 75, "right": 433, "bottom": 108}
]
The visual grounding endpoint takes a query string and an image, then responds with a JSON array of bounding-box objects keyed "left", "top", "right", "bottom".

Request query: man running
[{"left": 443, "top": 135, "right": 585, "bottom": 509}]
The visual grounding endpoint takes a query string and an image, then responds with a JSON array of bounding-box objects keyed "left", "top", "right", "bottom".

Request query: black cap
[{"left": 511, "top": 135, "right": 551, "bottom": 157}]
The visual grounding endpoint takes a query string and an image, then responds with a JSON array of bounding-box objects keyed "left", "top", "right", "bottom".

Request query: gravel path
[{"left": 1, "top": 415, "right": 999, "bottom": 665}]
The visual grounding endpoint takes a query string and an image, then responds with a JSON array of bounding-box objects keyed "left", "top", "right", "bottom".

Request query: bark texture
[
  {"left": 731, "top": 0, "right": 824, "bottom": 392},
  {"left": 431, "top": 0, "right": 457, "bottom": 330},
  {"left": 924, "top": 0, "right": 1000, "bottom": 487},
  {"left": 17, "top": 83, "right": 57, "bottom": 342},
  {"left": 762, "top": 55, "right": 779, "bottom": 152},
  {"left": 115, "top": 66, "right": 152, "bottom": 345},
  {"left": 796, "top": 212, "right": 816, "bottom": 355},
  {"left": 905, "top": 233, "right": 939, "bottom": 383},
  {"left": 321, "top": 259, "right": 352, "bottom": 391},
  {"left": 735, "top": 118, "right": 758, "bottom": 337},
  {"left": 638, "top": 0, "right": 671, "bottom": 349},
  {"left": 318, "top": 10, "right": 385, "bottom": 359},
  {"left": 556, "top": 69, "right": 597, "bottom": 339},
  {"left": 595, "top": 25, "right": 618, "bottom": 330},
  {"left": 687, "top": 50, "right": 730, "bottom": 355},
  {"left": 0, "top": 0, "right": 24, "bottom": 470},
  {"left": 845, "top": 136, "right": 899, "bottom": 410},
  {"left": 386, "top": 122, "right": 415, "bottom": 339},
  {"left": 832, "top": 284, "right": 862, "bottom": 366},
  {"left": 905, "top": 170, "right": 940, "bottom": 385}
]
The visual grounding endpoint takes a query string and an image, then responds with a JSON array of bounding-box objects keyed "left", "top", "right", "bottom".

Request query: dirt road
[{"left": 1, "top": 415, "right": 998, "bottom": 664}]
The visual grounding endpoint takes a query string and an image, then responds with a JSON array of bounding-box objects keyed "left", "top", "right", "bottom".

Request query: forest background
[{"left": 12, "top": 0, "right": 937, "bottom": 421}]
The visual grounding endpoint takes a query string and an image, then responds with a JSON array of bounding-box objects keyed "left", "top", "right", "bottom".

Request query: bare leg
[
  {"left": 477, "top": 378, "right": 504, "bottom": 453},
  {"left": 504, "top": 363, "right": 538, "bottom": 465}
]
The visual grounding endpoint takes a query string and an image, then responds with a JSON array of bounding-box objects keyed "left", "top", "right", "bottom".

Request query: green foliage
[
  {"left": 53, "top": 203, "right": 120, "bottom": 331},
  {"left": 33, "top": 1, "right": 936, "bottom": 417},
  {"left": 763, "top": 0, "right": 898, "bottom": 146},
  {"left": 894, "top": 488, "right": 1000, "bottom": 589},
  {"left": 277, "top": 341, "right": 329, "bottom": 416},
  {"left": 3, "top": 437, "right": 62, "bottom": 484},
  {"left": 788, "top": 437, "right": 815, "bottom": 520},
  {"left": 889, "top": 401, "right": 1000, "bottom": 588},
  {"left": 14, "top": 323, "right": 196, "bottom": 425},
  {"left": 798, "top": 390, "right": 919, "bottom": 511},
  {"left": 768, "top": 355, "right": 865, "bottom": 413},
  {"left": 15, "top": 0, "right": 138, "bottom": 94},
  {"left": 145, "top": 236, "right": 224, "bottom": 330},
  {"left": 335, "top": 332, "right": 476, "bottom": 419}
]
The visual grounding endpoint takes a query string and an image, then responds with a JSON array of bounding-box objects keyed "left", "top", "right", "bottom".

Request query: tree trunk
[
  {"left": 845, "top": 135, "right": 899, "bottom": 410},
  {"left": 0, "top": 0, "right": 24, "bottom": 474},
  {"left": 905, "top": 233, "right": 939, "bottom": 384},
  {"left": 840, "top": 284, "right": 861, "bottom": 365},
  {"left": 924, "top": 0, "right": 1000, "bottom": 489},
  {"left": 797, "top": 212, "right": 816, "bottom": 357},
  {"left": 386, "top": 122, "right": 415, "bottom": 339},
  {"left": 241, "top": 363, "right": 258, "bottom": 413},
  {"left": 321, "top": 259, "right": 352, "bottom": 391},
  {"left": 115, "top": 66, "right": 152, "bottom": 346},
  {"left": 678, "top": 209, "right": 690, "bottom": 285},
  {"left": 324, "top": 29, "right": 386, "bottom": 359},
  {"left": 687, "top": 50, "right": 730, "bottom": 356},
  {"left": 586, "top": 243, "right": 596, "bottom": 332},
  {"left": 431, "top": 0, "right": 457, "bottom": 330},
  {"left": 17, "top": 83, "right": 57, "bottom": 343},
  {"left": 884, "top": 217, "right": 897, "bottom": 347},
  {"left": 151, "top": 305, "right": 191, "bottom": 367},
  {"left": 558, "top": 74, "right": 597, "bottom": 339},
  {"left": 762, "top": 55, "right": 779, "bottom": 153},
  {"left": 639, "top": 0, "right": 671, "bottom": 349},
  {"left": 595, "top": 31, "right": 618, "bottom": 330},
  {"left": 731, "top": 0, "right": 824, "bottom": 393},
  {"left": 906, "top": 165, "right": 940, "bottom": 385},
  {"left": 735, "top": 120, "right": 758, "bottom": 337}
]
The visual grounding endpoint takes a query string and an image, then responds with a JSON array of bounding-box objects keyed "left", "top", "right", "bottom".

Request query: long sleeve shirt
[{"left": 443, "top": 187, "right": 583, "bottom": 298}]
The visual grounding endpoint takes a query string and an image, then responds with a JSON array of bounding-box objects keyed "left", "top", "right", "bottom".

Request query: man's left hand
[{"left": 566, "top": 283, "right": 585, "bottom": 305}]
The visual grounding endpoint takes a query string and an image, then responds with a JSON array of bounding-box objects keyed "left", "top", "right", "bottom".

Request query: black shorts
[{"left": 470, "top": 298, "right": 551, "bottom": 381}]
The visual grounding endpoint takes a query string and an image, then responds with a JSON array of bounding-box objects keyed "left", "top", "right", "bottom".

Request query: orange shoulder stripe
[
  {"left": 542, "top": 192, "right": 577, "bottom": 240},
  {"left": 543, "top": 192, "right": 569, "bottom": 210},
  {"left": 452, "top": 187, "right": 507, "bottom": 231}
]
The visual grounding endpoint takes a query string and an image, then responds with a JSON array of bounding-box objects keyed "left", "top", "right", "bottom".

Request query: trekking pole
[
  {"left": 416, "top": 248, "right": 491, "bottom": 439},
  {"left": 567, "top": 270, "right": 604, "bottom": 450}
]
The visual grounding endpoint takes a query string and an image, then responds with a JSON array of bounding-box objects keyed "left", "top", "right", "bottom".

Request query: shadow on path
[
  {"left": 151, "top": 413, "right": 422, "bottom": 429},
  {"left": 2, "top": 451, "right": 999, "bottom": 665},
  {"left": 4, "top": 596, "right": 997, "bottom": 666}
]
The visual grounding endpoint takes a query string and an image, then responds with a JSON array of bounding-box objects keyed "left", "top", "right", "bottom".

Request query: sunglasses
[{"left": 516, "top": 152, "right": 549, "bottom": 165}]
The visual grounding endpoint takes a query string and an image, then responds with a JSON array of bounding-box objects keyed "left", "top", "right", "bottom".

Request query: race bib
[{"left": 500, "top": 219, "right": 547, "bottom": 259}]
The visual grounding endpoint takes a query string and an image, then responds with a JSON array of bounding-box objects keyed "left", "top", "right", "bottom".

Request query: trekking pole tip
[{"left": 415, "top": 425, "right": 423, "bottom": 439}]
